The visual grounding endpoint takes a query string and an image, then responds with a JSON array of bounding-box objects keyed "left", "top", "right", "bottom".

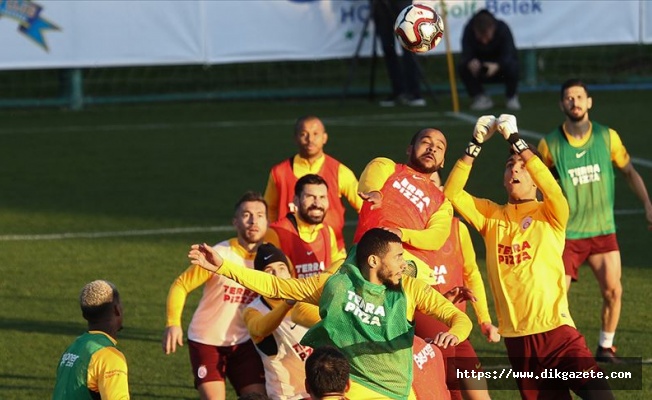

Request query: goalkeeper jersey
[{"left": 444, "top": 156, "right": 575, "bottom": 337}]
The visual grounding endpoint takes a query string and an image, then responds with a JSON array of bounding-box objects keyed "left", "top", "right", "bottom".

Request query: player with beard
[
  {"left": 264, "top": 115, "right": 363, "bottom": 251},
  {"left": 162, "top": 191, "right": 268, "bottom": 400},
  {"left": 187, "top": 228, "right": 472, "bottom": 400},
  {"left": 354, "top": 128, "right": 453, "bottom": 286},
  {"left": 266, "top": 174, "right": 346, "bottom": 280},
  {"left": 538, "top": 79, "right": 652, "bottom": 362}
]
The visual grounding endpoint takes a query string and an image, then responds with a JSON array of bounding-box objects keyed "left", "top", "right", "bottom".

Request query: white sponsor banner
[
  {"left": 0, "top": 0, "right": 203, "bottom": 69},
  {"left": 203, "top": 0, "right": 375, "bottom": 63},
  {"left": 0, "top": 0, "right": 643, "bottom": 70},
  {"left": 644, "top": 0, "right": 652, "bottom": 43},
  {"left": 432, "top": 0, "right": 639, "bottom": 51}
]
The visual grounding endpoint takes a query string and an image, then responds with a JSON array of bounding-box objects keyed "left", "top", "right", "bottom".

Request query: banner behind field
[{"left": 0, "top": 0, "right": 645, "bottom": 69}]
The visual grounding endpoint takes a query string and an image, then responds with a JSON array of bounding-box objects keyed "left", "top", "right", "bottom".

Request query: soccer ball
[{"left": 394, "top": 4, "right": 444, "bottom": 53}]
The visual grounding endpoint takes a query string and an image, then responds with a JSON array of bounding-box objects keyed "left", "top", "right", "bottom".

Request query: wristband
[
  {"left": 465, "top": 138, "right": 482, "bottom": 158},
  {"left": 507, "top": 133, "right": 529, "bottom": 154}
]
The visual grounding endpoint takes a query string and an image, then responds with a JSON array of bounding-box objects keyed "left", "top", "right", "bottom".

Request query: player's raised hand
[
  {"left": 496, "top": 114, "right": 518, "bottom": 140},
  {"left": 466, "top": 115, "right": 496, "bottom": 158},
  {"left": 497, "top": 114, "right": 529, "bottom": 154},
  {"left": 473, "top": 115, "right": 497, "bottom": 144},
  {"left": 188, "top": 243, "right": 224, "bottom": 273}
]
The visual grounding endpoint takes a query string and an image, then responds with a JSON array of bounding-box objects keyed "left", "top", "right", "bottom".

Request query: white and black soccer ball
[{"left": 394, "top": 4, "right": 444, "bottom": 53}]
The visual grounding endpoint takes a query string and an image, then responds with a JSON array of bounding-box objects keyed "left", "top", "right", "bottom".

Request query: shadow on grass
[
  {"left": 0, "top": 318, "right": 162, "bottom": 343},
  {"left": 0, "top": 318, "right": 82, "bottom": 336},
  {"left": 0, "top": 373, "right": 52, "bottom": 381}
]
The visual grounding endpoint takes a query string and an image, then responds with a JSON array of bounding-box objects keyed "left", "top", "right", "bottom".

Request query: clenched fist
[
  {"left": 473, "top": 115, "right": 497, "bottom": 144},
  {"left": 496, "top": 114, "right": 518, "bottom": 141}
]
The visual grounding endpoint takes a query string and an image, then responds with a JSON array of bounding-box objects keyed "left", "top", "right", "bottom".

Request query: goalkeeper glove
[
  {"left": 465, "top": 115, "right": 496, "bottom": 158},
  {"left": 497, "top": 114, "right": 529, "bottom": 154}
]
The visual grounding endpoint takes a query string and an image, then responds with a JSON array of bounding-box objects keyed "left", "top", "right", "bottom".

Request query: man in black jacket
[{"left": 458, "top": 9, "right": 520, "bottom": 111}]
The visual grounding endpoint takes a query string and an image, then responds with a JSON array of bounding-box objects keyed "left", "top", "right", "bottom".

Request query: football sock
[{"left": 599, "top": 331, "right": 615, "bottom": 348}]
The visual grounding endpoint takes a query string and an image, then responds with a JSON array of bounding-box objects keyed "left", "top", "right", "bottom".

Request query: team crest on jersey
[
  {"left": 520, "top": 216, "right": 533, "bottom": 231},
  {"left": 403, "top": 259, "right": 418, "bottom": 278}
]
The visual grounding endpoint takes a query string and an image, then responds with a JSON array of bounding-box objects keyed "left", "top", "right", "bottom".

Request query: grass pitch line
[
  {"left": 0, "top": 112, "right": 454, "bottom": 136},
  {"left": 0, "top": 226, "right": 235, "bottom": 241},
  {"left": 448, "top": 112, "right": 652, "bottom": 169},
  {"left": 0, "top": 212, "right": 643, "bottom": 242}
]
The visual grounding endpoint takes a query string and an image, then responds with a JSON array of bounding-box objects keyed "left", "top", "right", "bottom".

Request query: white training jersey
[
  {"left": 188, "top": 239, "right": 259, "bottom": 346},
  {"left": 247, "top": 297, "right": 312, "bottom": 400}
]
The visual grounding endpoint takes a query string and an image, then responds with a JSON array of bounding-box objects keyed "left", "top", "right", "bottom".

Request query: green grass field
[{"left": 0, "top": 89, "right": 650, "bottom": 399}]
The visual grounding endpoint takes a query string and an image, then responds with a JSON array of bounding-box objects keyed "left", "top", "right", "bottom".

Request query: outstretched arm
[
  {"left": 188, "top": 244, "right": 324, "bottom": 304},
  {"left": 444, "top": 116, "right": 497, "bottom": 232},
  {"left": 292, "top": 302, "right": 321, "bottom": 328}
]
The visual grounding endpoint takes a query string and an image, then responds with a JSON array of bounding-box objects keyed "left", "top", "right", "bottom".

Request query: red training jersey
[
  {"left": 354, "top": 163, "right": 446, "bottom": 267},
  {"left": 271, "top": 155, "right": 346, "bottom": 250},
  {"left": 271, "top": 216, "right": 333, "bottom": 279}
]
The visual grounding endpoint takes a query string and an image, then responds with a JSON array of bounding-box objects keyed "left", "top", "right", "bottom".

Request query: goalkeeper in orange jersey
[
  {"left": 408, "top": 170, "right": 498, "bottom": 400},
  {"left": 189, "top": 227, "right": 472, "bottom": 400},
  {"left": 443, "top": 114, "right": 614, "bottom": 399}
]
